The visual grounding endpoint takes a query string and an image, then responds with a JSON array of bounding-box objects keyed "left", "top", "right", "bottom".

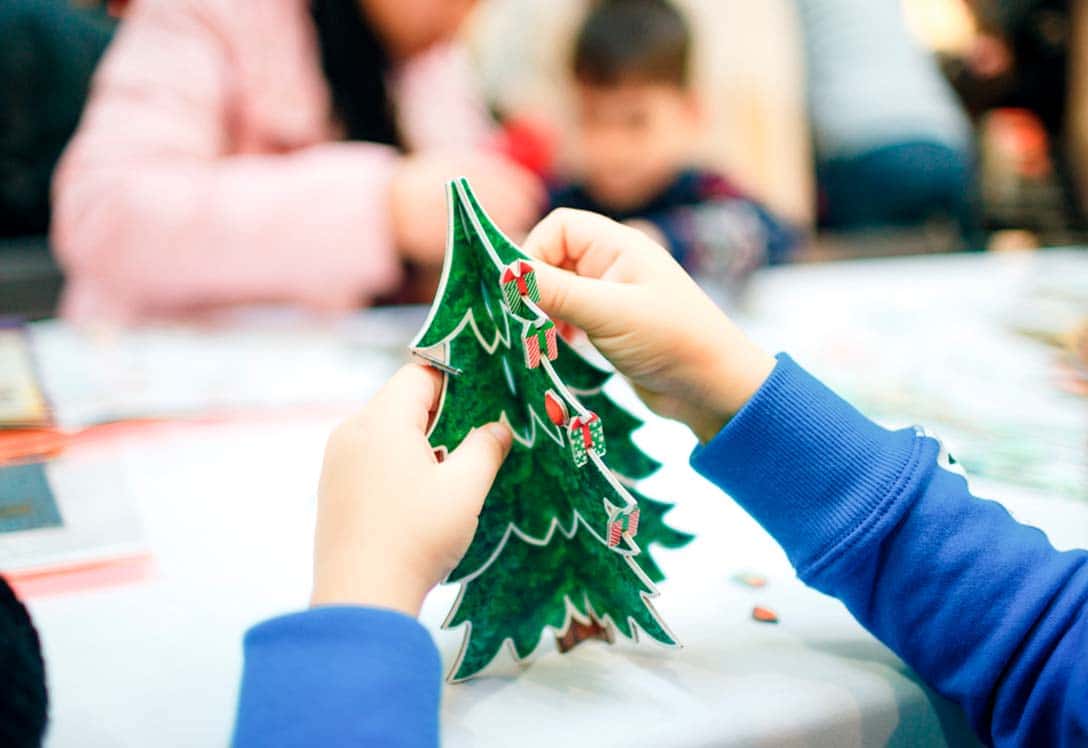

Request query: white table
[{"left": 27, "top": 250, "right": 1087, "bottom": 747}]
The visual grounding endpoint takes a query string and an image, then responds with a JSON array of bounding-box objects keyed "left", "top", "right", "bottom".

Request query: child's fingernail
[{"left": 485, "top": 422, "right": 512, "bottom": 448}]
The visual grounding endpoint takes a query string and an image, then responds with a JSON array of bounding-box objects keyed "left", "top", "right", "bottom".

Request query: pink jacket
[{"left": 52, "top": 0, "right": 490, "bottom": 322}]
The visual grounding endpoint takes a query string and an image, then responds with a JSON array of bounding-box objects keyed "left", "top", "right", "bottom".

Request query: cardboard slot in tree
[{"left": 411, "top": 178, "right": 693, "bottom": 682}]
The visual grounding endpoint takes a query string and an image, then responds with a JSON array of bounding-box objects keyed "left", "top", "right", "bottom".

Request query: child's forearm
[
  {"left": 232, "top": 607, "right": 441, "bottom": 748},
  {"left": 692, "top": 354, "right": 1088, "bottom": 747}
]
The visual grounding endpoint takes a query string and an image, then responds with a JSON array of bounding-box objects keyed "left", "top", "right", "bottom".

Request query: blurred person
[
  {"left": 795, "top": 0, "right": 976, "bottom": 232},
  {"left": 233, "top": 210, "right": 1086, "bottom": 747},
  {"left": 548, "top": 0, "right": 800, "bottom": 288},
  {"left": 468, "top": 0, "right": 816, "bottom": 230},
  {"left": 51, "top": 0, "right": 545, "bottom": 323},
  {"left": 0, "top": 1, "right": 114, "bottom": 240},
  {"left": 960, "top": 0, "right": 1070, "bottom": 136},
  {"left": 955, "top": 1, "right": 1087, "bottom": 235},
  {"left": 0, "top": 576, "right": 49, "bottom": 748}
]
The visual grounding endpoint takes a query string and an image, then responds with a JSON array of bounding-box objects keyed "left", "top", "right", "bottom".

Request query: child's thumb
[
  {"left": 442, "top": 423, "right": 513, "bottom": 510},
  {"left": 532, "top": 262, "right": 616, "bottom": 335}
]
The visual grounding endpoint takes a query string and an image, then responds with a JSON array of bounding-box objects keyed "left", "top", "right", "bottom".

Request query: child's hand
[
  {"left": 524, "top": 209, "right": 775, "bottom": 442},
  {"left": 311, "top": 365, "right": 512, "bottom": 616}
]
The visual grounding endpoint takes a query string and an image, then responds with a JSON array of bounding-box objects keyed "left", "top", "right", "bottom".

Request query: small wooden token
[
  {"left": 556, "top": 616, "right": 615, "bottom": 653},
  {"left": 752, "top": 605, "right": 779, "bottom": 624},
  {"left": 733, "top": 572, "right": 767, "bottom": 589}
]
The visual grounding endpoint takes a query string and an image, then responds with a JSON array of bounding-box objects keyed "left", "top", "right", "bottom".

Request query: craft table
[{"left": 24, "top": 249, "right": 1087, "bottom": 747}]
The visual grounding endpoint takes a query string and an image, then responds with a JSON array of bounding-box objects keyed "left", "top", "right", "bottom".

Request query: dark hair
[
  {"left": 310, "top": 0, "right": 402, "bottom": 148},
  {"left": 572, "top": 0, "right": 691, "bottom": 88},
  {"left": 0, "top": 576, "right": 48, "bottom": 748}
]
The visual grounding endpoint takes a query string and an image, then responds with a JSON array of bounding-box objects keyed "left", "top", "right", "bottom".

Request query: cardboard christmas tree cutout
[{"left": 411, "top": 178, "right": 692, "bottom": 682}]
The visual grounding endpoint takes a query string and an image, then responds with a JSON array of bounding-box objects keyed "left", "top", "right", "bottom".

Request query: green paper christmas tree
[{"left": 411, "top": 178, "right": 692, "bottom": 682}]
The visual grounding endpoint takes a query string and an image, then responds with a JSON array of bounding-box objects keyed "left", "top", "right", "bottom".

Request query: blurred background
[{"left": 0, "top": 0, "right": 1087, "bottom": 319}]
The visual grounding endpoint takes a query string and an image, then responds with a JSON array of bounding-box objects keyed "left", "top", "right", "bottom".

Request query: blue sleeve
[
  {"left": 232, "top": 606, "right": 442, "bottom": 748},
  {"left": 691, "top": 354, "right": 1088, "bottom": 747}
]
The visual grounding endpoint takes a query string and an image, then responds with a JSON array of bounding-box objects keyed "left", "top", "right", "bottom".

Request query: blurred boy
[{"left": 550, "top": 0, "right": 799, "bottom": 285}]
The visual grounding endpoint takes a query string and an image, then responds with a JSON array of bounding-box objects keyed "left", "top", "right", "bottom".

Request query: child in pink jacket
[{"left": 51, "top": 0, "right": 544, "bottom": 322}]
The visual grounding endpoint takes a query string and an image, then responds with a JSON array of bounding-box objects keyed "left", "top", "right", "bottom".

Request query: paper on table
[
  {"left": 0, "top": 452, "right": 146, "bottom": 581},
  {"left": 0, "top": 327, "right": 51, "bottom": 428},
  {"left": 742, "top": 250, "right": 1088, "bottom": 503},
  {"left": 28, "top": 313, "right": 417, "bottom": 429},
  {"left": 0, "top": 462, "right": 62, "bottom": 533}
]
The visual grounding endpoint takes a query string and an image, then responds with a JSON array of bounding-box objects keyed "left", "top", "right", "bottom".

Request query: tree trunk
[{"left": 555, "top": 614, "right": 614, "bottom": 653}]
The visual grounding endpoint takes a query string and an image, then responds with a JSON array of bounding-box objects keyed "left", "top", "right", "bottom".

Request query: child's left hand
[{"left": 311, "top": 364, "right": 512, "bottom": 616}]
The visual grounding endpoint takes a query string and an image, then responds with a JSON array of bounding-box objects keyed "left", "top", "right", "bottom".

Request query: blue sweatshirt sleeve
[
  {"left": 232, "top": 606, "right": 441, "bottom": 748},
  {"left": 691, "top": 354, "right": 1088, "bottom": 747}
]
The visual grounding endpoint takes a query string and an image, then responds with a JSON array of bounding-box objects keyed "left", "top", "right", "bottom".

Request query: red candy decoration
[{"left": 544, "top": 390, "right": 569, "bottom": 426}]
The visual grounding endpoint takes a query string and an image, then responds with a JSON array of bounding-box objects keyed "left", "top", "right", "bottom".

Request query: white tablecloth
[{"left": 28, "top": 250, "right": 1087, "bottom": 747}]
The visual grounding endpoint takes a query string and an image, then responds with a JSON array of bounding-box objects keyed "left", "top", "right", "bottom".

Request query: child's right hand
[{"left": 524, "top": 209, "right": 776, "bottom": 442}]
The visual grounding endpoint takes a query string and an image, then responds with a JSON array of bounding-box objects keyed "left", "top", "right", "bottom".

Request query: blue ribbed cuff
[
  {"left": 233, "top": 606, "right": 441, "bottom": 747},
  {"left": 691, "top": 354, "right": 930, "bottom": 580}
]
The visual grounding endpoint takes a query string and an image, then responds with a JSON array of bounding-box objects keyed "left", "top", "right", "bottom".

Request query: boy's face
[{"left": 574, "top": 81, "right": 700, "bottom": 212}]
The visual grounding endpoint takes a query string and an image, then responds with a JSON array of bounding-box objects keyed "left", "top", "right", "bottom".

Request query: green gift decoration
[
  {"left": 568, "top": 411, "right": 606, "bottom": 468},
  {"left": 410, "top": 178, "right": 692, "bottom": 682}
]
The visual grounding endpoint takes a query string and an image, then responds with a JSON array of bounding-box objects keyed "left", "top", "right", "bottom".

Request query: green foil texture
[{"left": 447, "top": 525, "right": 677, "bottom": 682}]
